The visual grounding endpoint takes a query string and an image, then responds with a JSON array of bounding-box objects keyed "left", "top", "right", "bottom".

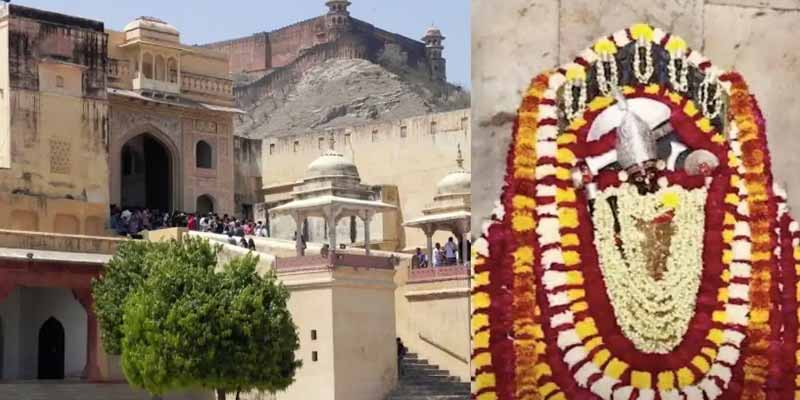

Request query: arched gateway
[{"left": 116, "top": 131, "right": 176, "bottom": 212}]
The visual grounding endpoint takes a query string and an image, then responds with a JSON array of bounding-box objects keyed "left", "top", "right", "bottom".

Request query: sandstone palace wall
[{"left": 0, "top": 5, "right": 110, "bottom": 235}]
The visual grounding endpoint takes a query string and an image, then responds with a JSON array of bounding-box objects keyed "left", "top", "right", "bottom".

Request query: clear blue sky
[{"left": 16, "top": 0, "right": 470, "bottom": 87}]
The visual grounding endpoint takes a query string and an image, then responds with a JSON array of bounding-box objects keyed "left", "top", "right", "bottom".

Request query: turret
[
  {"left": 325, "top": 0, "right": 352, "bottom": 32},
  {"left": 422, "top": 26, "right": 446, "bottom": 82}
]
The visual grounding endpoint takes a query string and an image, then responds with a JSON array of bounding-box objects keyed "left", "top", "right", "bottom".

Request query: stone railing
[
  {"left": 181, "top": 72, "right": 234, "bottom": 97},
  {"left": 274, "top": 255, "right": 330, "bottom": 273},
  {"left": 408, "top": 264, "right": 470, "bottom": 283},
  {"left": 274, "top": 251, "right": 396, "bottom": 273}
]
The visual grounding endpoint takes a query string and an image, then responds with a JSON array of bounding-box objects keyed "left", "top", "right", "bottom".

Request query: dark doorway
[
  {"left": 0, "top": 316, "right": 4, "bottom": 379},
  {"left": 197, "top": 195, "right": 215, "bottom": 215},
  {"left": 121, "top": 134, "right": 172, "bottom": 212},
  {"left": 37, "top": 317, "right": 65, "bottom": 380}
]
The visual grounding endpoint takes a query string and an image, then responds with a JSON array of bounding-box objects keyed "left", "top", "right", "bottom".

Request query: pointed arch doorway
[
  {"left": 120, "top": 133, "right": 173, "bottom": 211},
  {"left": 38, "top": 317, "right": 65, "bottom": 380}
]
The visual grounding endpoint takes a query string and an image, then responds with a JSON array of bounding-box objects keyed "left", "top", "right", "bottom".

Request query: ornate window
[{"left": 196, "top": 140, "right": 214, "bottom": 169}]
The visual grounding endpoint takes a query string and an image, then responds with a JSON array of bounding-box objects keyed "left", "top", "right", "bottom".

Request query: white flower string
[
  {"left": 698, "top": 74, "right": 723, "bottom": 119},
  {"left": 633, "top": 39, "right": 654, "bottom": 84},
  {"left": 592, "top": 183, "right": 708, "bottom": 353}
]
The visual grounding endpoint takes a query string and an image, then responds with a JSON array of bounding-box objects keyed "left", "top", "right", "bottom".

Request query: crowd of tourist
[
  {"left": 411, "top": 236, "right": 470, "bottom": 268},
  {"left": 109, "top": 205, "right": 268, "bottom": 251},
  {"left": 110, "top": 206, "right": 472, "bottom": 263}
]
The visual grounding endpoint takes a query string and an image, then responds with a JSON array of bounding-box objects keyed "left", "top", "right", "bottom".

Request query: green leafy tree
[
  {"left": 206, "top": 253, "right": 301, "bottom": 398},
  {"left": 94, "top": 236, "right": 301, "bottom": 399},
  {"left": 92, "top": 240, "right": 171, "bottom": 355}
]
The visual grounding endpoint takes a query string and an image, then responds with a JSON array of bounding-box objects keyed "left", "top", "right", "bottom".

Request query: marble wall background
[{"left": 471, "top": 0, "right": 800, "bottom": 237}]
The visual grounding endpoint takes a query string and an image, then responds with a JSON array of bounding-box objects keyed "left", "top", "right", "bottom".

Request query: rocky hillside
[{"left": 234, "top": 58, "right": 469, "bottom": 138}]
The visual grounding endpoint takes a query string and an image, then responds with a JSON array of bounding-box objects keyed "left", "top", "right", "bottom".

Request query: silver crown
[{"left": 613, "top": 89, "right": 659, "bottom": 169}]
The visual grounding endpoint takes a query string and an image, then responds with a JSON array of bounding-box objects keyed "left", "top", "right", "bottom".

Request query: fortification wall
[
  {"left": 235, "top": 35, "right": 371, "bottom": 108},
  {"left": 202, "top": 33, "right": 271, "bottom": 75}
]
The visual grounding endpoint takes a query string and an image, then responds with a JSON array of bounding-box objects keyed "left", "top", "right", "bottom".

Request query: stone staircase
[{"left": 386, "top": 352, "right": 469, "bottom": 400}]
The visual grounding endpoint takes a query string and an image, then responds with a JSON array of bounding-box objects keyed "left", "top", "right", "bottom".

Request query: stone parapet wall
[
  {"left": 0, "top": 193, "right": 110, "bottom": 237},
  {"left": 0, "top": 228, "right": 122, "bottom": 254}
]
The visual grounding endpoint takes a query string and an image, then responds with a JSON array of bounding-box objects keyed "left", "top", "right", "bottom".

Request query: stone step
[
  {"left": 387, "top": 395, "right": 469, "bottom": 400},
  {"left": 392, "top": 386, "right": 470, "bottom": 395},
  {"left": 389, "top": 347, "right": 468, "bottom": 400}
]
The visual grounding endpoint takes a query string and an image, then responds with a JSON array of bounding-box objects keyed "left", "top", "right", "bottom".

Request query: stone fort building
[
  {"left": 204, "top": 0, "right": 447, "bottom": 107},
  {"left": 0, "top": 2, "right": 470, "bottom": 400}
]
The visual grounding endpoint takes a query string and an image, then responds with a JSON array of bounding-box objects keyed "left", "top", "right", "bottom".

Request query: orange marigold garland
[{"left": 472, "top": 24, "right": 800, "bottom": 400}]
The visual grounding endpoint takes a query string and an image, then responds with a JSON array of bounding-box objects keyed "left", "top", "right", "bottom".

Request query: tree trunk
[
  {"left": 216, "top": 389, "right": 226, "bottom": 400},
  {"left": 235, "top": 390, "right": 241, "bottom": 400}
]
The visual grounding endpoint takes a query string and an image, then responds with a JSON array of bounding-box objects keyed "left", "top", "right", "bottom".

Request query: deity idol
[{"left": 472, "top": 24, "right": 800, "bottom": 400}]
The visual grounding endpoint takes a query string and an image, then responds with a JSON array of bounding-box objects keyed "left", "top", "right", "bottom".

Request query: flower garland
[
  {"left": 592, "top": 183, "right": 708, "bottom": 354},
  {"left": 473, "top": 23, "right": 795, "bottom": 400},
  {"left": 720, "top": 71, "right": 778, "bottom": 400}
]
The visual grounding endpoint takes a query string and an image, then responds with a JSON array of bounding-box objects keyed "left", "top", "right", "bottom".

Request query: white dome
[
  {"left": 436, "top": 169, "right": 470, "bottom": 195},
  {"left": 124, "top": 16, "right": 179, "bottom": 36},
  {"left": 306, "top": 150, "right": 360, "bottom": 179}
]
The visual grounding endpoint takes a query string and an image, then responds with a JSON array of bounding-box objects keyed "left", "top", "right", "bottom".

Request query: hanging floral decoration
[{"left": 472, "top": 23, "right": 800, "bottom": 400}]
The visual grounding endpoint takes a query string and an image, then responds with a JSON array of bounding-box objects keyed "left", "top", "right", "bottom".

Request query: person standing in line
[
  {"left": 444, "top": 237, "right": 458, "bottom": 265},
  {"left": 433, "top": 243, "right": 444, "bottom": 268}
]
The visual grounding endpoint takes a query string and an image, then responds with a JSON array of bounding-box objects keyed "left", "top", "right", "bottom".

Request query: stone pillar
[
  {"left": 458, "top": 218, "right": 471, "bottom": 265},
  {"left": 72, "top": 288, "right": 102, "bottom": 382},
  {"left": 325, "top": 207, "right": 340, "bottom": 259},
  {"left": 138, "top": 48, "right": 144, "bottom": 80},
  {"left": 292, "top": 211, "right": 305, "bottom": 256},
  {"left": 362, "top": 211, "right": 374, "bottom": 256},
  {"left": 423, "top": 224, "right": 434, "bottom": 266}
]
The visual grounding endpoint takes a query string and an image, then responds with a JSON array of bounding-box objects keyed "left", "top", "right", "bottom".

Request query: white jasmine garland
[
  {"left": 564, "top": 79, "right": 588, "bottom": 121},
  {"left": 698, "top": 74, "right": 723, "bottom": 119},
  {"left": 633, "top": 39, "right": 655, "bottom": 83},
  {"left": 668, "top": 51, "right": 689, "bottom": 92},
  {"left": 596, "top": 54, "right": 620, "bottom": 96},
  {"left": 592, "top": 183, "right": 708, "bottom": 353}
]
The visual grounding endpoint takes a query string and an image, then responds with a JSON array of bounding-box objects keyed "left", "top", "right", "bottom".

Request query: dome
[
  {"left": 306, "top": 150, "right": 360, "bottom": 179},
  {"left": 124, "top": 16, "right": 179, "bottom": 36},
  {"left": 436, "top": 169, "right": 470, "bottom": 195}
]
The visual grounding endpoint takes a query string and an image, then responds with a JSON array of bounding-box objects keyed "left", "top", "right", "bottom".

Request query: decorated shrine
[{"left": 472, "top": 24, "right": 800, "bottom": 399}]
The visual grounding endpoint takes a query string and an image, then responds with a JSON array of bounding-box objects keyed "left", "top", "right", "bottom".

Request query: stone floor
[{"left": 0, "top": 382, "right": 211, "bottom": 400}]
